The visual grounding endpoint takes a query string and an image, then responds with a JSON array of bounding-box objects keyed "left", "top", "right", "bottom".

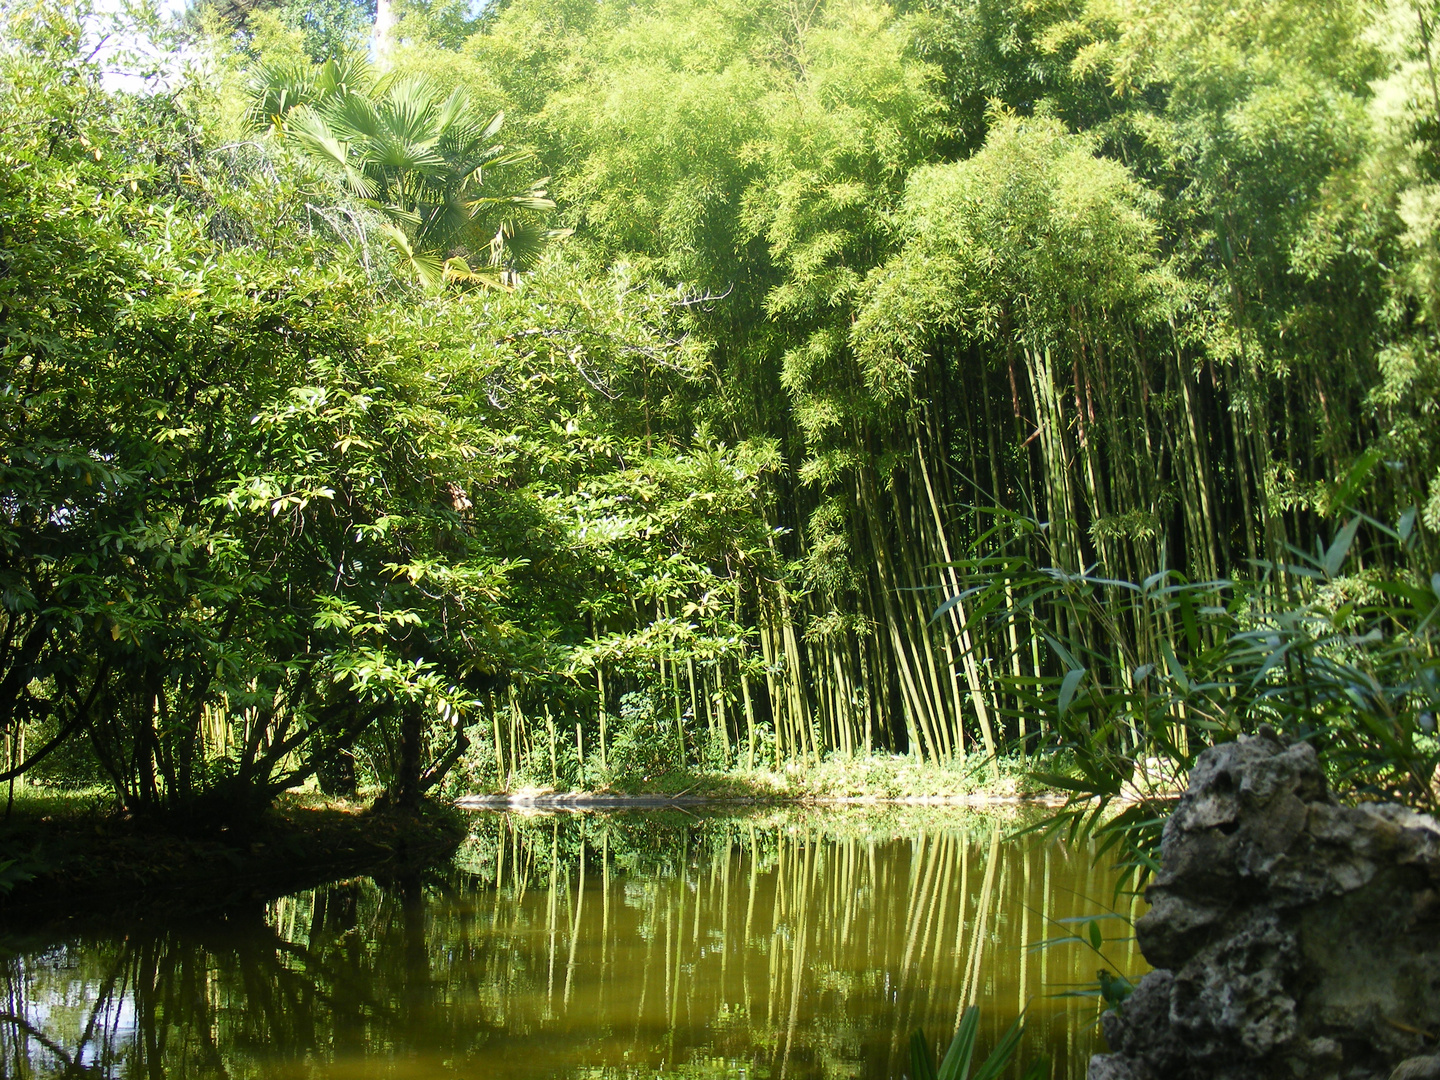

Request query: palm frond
[
  {"left": 313, "top": 54, "right": 371, "bottom": 101},
  {"left": 432, "top": 86, "right": 471, "bottom": 136},
  {"left": 323, "top": 92, "right": 385, "bottom": 144},
  {"left": 377, "top": 222, "right": 445, "bottom": 290},
  {"left": 286, "top": 108, "right": 376, "bottom": 200},
  {"left": 487, "top": 219, "right": 566, "bottom": 272},
  {"left": 379, "top": 75, "right": 447, "bottom": 145},
  {"left": 467, "top": 178, "right": 557, "bottom": 213},
  {"left": 247, "top": 55, "right": 373, "bottom": 133},
  {"left": 247, "top": 61, "right": 316, "bottom": 131},
  {"left": 442, "top": 256, "right": 510, "bottom": 290},
  {"left": 408, "top": 195, "right": 463, "bottom": 252}
]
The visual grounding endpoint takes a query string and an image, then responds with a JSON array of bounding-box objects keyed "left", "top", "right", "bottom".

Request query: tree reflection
[{"left": 1, "top": 811, "right": 1142, "bottom": 1080}]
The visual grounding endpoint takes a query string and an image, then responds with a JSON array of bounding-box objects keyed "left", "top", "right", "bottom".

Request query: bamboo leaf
[
  {"left": 1399, "top": 506, "right": 1418, "bottom": 544},
  {"left": 1027, "top": 772, "right": 1115, "bottom": 795},
  {"left": 1054, "top": 913, "right": 1128, "bottom": 924},
  {"left": 1160, "top": 640, "right": 1189, "bottom": 694},
  {"left": 1332, "top": 447, "right": 1383, "bottom": 510},
  {"left": 1374, "top": 580, "right": 1434, "bottom": 614},
  {"left": 1040, "top": 631, "right": 1081, "bottom": 672},
  {"left": 933, "top": 590, "right": 978, "bottom": 623},
  {"left": 1179, "top": 588, "right": 1200, "bottom": 653},
  {"left": 1323, "top": 516, "right": 1362, "bottom": 579},
  {"left": 1059, "top": 667, "right": 1086, "bottom": 716}
]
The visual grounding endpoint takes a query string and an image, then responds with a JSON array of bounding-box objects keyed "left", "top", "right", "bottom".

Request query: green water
[{"left": 1, "top": 808, "right": 1143, "bottom": 1080}]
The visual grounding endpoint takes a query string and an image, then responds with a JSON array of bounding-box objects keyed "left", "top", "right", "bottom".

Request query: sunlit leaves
[{"left": 250, "top": 62, "right": 557, "bottom": 287}]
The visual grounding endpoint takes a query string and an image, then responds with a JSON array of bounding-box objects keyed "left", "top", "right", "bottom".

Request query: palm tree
[
  {"left": 249, "top": 54, "right": 371, "bottom": 127},
  {"left": 250, "top": 59, "right": 564, "bottom": 287}
]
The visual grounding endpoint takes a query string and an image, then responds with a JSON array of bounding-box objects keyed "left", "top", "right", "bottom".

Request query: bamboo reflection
[{"left": 2, "top": 811, "right": 1141, "bottom": 1080}]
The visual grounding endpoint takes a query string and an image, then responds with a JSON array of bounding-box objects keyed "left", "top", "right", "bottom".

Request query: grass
[
  {"left": 463, "top": 752, "right": 1054, "bottom": 802},
  {"left": 0, "top": 782, "right": 114, "bottom": 824}
]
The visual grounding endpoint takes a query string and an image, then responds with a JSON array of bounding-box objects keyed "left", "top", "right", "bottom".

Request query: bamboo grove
[{"left": 4, "top": 0, "right": 1440, "bottom": 812}]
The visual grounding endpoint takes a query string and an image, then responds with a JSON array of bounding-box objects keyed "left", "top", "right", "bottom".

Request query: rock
[
  {"left": 1392, "top": 1057, "right": 1440, "bottom": 1080},
  {"left": 1087, "top": 1054, "right": 1146, "bottom": 1080},
  {"left": 1093, "top": 731, "right": 1440, "bottom": 1080},
  {"left": 1089, "top": 971, "right": 1183, "bottom": 1080}
]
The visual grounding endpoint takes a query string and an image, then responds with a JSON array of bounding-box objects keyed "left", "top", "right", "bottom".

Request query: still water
[{"left": 2, "top": 808, "right": 1143, "bottom": 1080}]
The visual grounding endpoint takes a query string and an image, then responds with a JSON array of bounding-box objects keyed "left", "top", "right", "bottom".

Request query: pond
[{"left": 1, "top": 808, "right": 1143, "bottom": 1080}]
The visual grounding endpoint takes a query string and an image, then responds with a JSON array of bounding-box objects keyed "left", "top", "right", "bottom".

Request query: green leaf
[
  {"left": 1160, "top": 640, "right": 1190, "bottom": 695},
  {"left": 937, "top": 1006, "right": 980, "bottom": 1080},
  {"left": 1058, "top": 667, "right": 1086, "bottom": 717},
  {"left": 1332, "top": 447, "right": 1382, "bottom": 510},
  {"left": 970, "top": 1013, "right": 1027, "bottom": 1080},
  {"left": 1178, "top": 588, "right": 1200, "bottom": 653},
  {"left": 1323, "top": 516, "right": 1362, "bottom": 579},
  {"left": 910, "top": 1030, "right": 938, "bottom": 1080},
  {"left": 1399, "top": 506, "right": 1418, "bottom": 544}
]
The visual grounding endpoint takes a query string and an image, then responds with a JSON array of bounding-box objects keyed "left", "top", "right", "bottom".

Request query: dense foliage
[{"left": 3, "top": 0, "right": 1440, "bottom": 819}]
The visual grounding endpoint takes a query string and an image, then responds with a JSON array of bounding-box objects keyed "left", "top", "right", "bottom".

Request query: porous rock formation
[{"left": 1090, "top": 730, "right": 1440, "bottom": 1080}]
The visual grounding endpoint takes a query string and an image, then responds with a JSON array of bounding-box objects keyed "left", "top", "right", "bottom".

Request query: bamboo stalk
[
  {"left": 563, "top": 838, "right": 585, "bottom": 1005},
  {"left": 597, "top": 668, "right": 608, "bottom": 772},
  {"left": 915, "top": 423, "right": 1000, "bottom": 769}
]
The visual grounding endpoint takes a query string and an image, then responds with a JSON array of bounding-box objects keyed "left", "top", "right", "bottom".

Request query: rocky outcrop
[{"left": 1089, "top": 730, "right": 1440, "bottom": 1080}]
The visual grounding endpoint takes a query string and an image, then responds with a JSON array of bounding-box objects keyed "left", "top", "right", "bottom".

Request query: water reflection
[{"left": 1, "top": 809, "right": 1144, "bottom": 1080}]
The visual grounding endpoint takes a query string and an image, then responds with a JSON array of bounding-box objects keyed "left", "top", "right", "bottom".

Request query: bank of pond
[{"left": 1, "top": 808, "right": 1141, "bottom": 1080}]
